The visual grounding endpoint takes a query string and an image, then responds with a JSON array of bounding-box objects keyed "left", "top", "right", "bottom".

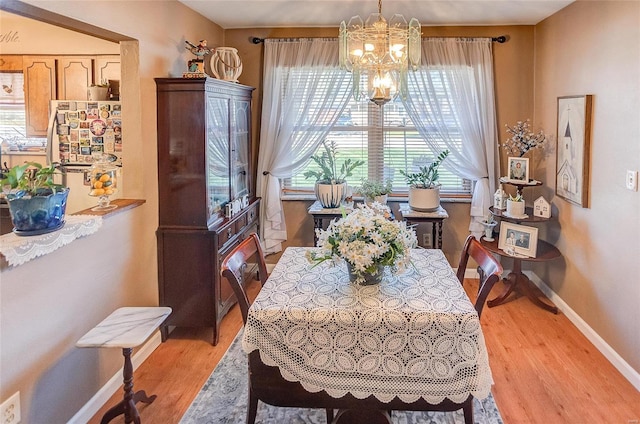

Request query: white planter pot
[
  {"left": 506, "top": 199, "right": 525, "bottom": 217},
  {"left": 87, "top": 86, "right": 110, "bottom": 101},
  {"left": 365, "top": 194, "right": 388, "bottom": 205},
  {"left": 408, "top": 186, "right": 440, "bottom": 212},
  {"left": 315, "top": 182, "right": 346, "bottom": 208}
]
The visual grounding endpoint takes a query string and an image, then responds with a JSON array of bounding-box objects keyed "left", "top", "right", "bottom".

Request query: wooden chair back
[
  {"left": 456, "top": 235, "right": 503, "bottom": 318},
  {"left": 221, "top": 233, "right": 268, "bottom": 325}
]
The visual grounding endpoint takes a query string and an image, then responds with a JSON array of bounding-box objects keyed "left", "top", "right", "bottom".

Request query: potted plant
[
  {"left": 88, "top": 81, "right": 111, "bottom": 101},
  {"left": 304, "top": 140, "right": 364, "bottom": 208},
  {"left": 399, "top": 150, "right": 450, "bottom": 211},
  {"left": 506, "top": 193, "right": 526, "bottom": 217},
  {"left": 480, "top": 214, "right": 498, "bottom": 242},
  {"left": 1, "top": 162, "right": 69, "bottom": 234},
  {"left": 357, "top": 178, "right": 392, "bottom": 205}
]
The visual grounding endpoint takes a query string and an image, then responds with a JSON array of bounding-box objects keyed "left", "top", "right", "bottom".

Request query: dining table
[{"left": 242, "top": 246, "right": 494, "bottom": 420}]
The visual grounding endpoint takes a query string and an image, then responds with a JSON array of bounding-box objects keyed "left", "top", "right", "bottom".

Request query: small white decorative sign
[{"left": 534, "top": 196, "right": 551, "bottom": 218}]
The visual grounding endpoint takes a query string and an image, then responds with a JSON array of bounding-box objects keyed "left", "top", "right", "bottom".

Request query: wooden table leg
[
  {"left": 487, "top": 271, "right": 519, "bottom": 308},
  {"left": 487, "top": 257, "right": 558, "bottom": 313},
  {"left": 519, "top": 274, "right": 559, "bottom": 314},
  {"left": 100, "top": 347, "right": 157, "bottom": 424}
]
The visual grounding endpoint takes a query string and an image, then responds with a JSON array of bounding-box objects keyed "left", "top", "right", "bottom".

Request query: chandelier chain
[{"left": 378, "top": 0, "right": 382, "bottom": 14}]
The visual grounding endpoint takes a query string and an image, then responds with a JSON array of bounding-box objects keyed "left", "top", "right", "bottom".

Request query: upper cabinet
[
  {"left": 23, "top": 56, "right": 56, "bottom": 137},
  {"left": 15, "top": 55, "right": 121, "bottom": 137},
  {"left": 94, "top": 55, "right": 120, "bottom": 84},
  {"left": 57, "top": 57, "right": 93, "bottom": 100}
]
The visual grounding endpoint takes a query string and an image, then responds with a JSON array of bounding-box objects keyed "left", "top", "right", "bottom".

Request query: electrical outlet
[
  {"left": 626, "top": 170, "right": 638, "bottom": 191},
  {"left": 1, "top": 391, "right": 21, "bottom": 424},
  {"left": 422, "top": 233, "right": 432, "bottom": 248}
]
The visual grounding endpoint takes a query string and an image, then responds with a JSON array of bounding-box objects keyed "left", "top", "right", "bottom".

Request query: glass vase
[{"left": 346, "top": 262, "right": 385, "bottom": 285}]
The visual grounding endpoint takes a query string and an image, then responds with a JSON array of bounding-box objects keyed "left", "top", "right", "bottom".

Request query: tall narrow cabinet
[{"left": 155, "top": 77, "right": 259, "bottom": 345}]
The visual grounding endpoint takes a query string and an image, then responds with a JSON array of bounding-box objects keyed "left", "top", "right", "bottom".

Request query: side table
[
  {"left": 397, "top": 203, "right": 448, "bottom": 249},
  {"left": 77, "top": 307, "right": 172, "bottom": 424},
  {"left": 480, "top": 238, "right": 560, "bottom": 314},
  {"left": 307, "top": 200, "right": 355, "bottom": 244}
]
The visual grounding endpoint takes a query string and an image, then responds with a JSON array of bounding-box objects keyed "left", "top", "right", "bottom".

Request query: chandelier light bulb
[{"left": 339, "top": 0, "right": 421, "bottom": 106}]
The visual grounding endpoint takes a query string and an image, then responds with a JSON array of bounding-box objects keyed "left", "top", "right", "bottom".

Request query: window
[
  {"left": 283, "top": 70, "right": 471, "bottom": 195},
  {"left": 0, "top": 72, "right": 47, "bottom": 152}
]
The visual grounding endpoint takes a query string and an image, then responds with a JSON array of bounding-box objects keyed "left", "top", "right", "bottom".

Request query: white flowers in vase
[{"left": 306, "top": 203, "right": 417, "bottom": 284}]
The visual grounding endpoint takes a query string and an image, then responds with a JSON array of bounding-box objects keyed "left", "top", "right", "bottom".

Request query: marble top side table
[
  {"left": 77, "top": 307, "right": 172, "bottom": 424},
  {"left": 398, "top": 203, "right": 449, "bottom": 249}
]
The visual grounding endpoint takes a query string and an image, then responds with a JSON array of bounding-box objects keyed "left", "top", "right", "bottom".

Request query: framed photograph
[
  {"left": 556, "top": 95, "right": 593, "bottom": 207},
  {"left": 498, "top": 221, "right": 538, "bottom": 258},
  {"left": 508, "top": 157, "right": 529, "bottom": 183}
]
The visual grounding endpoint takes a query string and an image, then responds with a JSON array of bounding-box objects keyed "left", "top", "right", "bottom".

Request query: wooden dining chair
[
  {"left": 456, "top": 234, "right": 504, "bottom": 318},
  {"left": 220, "top": 233, "right": 335, "bottom": 424}
]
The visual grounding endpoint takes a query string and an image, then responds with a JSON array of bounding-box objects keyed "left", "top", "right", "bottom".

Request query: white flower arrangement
[
  {"left": 306, "top": 202, "right": 418, "bottom": 284},
  {"left": 502, "top": 119, "right": 547, "bottom": 157}
]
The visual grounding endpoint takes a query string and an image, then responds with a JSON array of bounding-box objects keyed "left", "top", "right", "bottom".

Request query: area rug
[{"left": 180, "top": 331, "right": 504, "bottom": 424}]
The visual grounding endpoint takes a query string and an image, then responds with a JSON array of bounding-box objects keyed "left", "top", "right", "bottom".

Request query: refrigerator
[{"left": 47, "top": 100, "right": 123, "bottom": 213}]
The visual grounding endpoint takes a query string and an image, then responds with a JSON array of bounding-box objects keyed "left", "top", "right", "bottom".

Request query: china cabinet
[{"left": 155, "top": 77, "right": 258, "bottom": 345}]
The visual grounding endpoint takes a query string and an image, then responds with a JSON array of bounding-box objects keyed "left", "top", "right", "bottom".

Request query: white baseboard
[
  {"left": 525, "top": 271, "right": 640, "bottom": 392},
  {"left": 68, "top": 331, "right": 163, "bottom": 424}
]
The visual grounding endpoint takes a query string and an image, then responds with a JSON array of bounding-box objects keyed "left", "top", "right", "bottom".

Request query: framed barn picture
[{"left": 556, "top": 95, "right": 593, "bottom": 207}]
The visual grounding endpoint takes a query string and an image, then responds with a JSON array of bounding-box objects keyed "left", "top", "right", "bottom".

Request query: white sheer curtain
[
  {"left": 402, "top": 37, "right": 498, "bottom": 237},
  {"left": 257, "top": 38, "right": 351, "bottom": 254}
]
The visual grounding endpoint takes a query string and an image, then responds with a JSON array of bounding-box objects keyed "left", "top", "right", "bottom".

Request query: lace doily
[
  {"left": 242, "top": 247, "right": 493, "bottom": 404},
  {"left": 0, "top": 214, "right": 103, "bottom": 266}
]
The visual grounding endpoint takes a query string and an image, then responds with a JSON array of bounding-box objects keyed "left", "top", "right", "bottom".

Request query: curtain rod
[{"left": 251, "top": 35, "right": 507, "bottom": 44}]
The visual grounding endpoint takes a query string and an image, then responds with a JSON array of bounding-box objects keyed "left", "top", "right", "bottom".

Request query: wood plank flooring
[{"left": 89, "top": 278, "right": 640, "bottom": 423}]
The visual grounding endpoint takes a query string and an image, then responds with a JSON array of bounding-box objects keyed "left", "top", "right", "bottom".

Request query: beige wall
[
  {"left": 0, "top": 1, "right": 224, "bottom": 422},
  {"left": 0, "top": 10, "right": 120, "bottom": 54},
  {"left": 534, "top": 1, "right": 640, "bottom": 374}
]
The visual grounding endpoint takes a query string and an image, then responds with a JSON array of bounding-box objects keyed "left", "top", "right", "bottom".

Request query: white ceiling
[{"left": 178, "top": 0, "right": 574, "bottom": 29}]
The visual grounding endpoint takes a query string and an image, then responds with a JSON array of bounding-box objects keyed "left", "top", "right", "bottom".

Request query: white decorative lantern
[{"left": 209, "top": 47, "right": 243, "bottom": 82}]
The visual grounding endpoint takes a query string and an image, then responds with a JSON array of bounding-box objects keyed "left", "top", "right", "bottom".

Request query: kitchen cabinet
[
  {"left": 23, "top": 56, "right": 56, "bottom": 137},
  {"left": 57, "top": 57, "right": 93, "bottom": 100},
  {"left": 0, "top": 55, "right": 23, "bottom": 72},
  {"left": 20, "top": 55, "right": 121, "bottom": 137},
  {"left": 94, "top": 55, "right": 121, "bottom": 99},
  {"left": 155, "top": 77, "right": 259, "bottom": 345}
]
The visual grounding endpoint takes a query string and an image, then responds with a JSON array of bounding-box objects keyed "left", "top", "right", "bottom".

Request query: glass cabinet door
[
  {"left": 206, "top": 95, "right": 230, "bottom": 221},
  {"left": 230, "top": 99, "right": 250, "bottom": 199}
]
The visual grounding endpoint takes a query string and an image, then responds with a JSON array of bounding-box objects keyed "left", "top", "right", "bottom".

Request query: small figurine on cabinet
[
  {"left": 534, "top": 196, "right": 551, "bottom": 218},
  {"left": 183, "top": 39, "right": 211, "bottom": 78}
]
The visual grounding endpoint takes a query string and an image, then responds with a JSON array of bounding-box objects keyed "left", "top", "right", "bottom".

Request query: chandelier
[{"left": 339, "top": 0, "right": 421, "bottom": 106}]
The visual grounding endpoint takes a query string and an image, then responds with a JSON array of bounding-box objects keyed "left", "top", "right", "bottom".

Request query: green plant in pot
[
  {"left": 358, "top": 178, "right": 392, "bottom": 205},
  {"left": 399, "top": 150, "right": 450, "bottom": 212},
  {"left": 1, "top": 162, "right": 69, "bottom": 235},
  {"left": 304, "top": 140, "right": 364, "bottom": 208},
  {"left": 506, "top": 192, "right": 525, "bottom": 217}
]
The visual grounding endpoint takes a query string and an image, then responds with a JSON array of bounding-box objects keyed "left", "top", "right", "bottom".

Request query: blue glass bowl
[{"left": 7, "top": 188, "right": 69, "bottom": 235}]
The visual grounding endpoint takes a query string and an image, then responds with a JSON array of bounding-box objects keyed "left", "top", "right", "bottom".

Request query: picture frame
[
  {"left": 556, "top": 95, "right": 593, "bottom": 207},
  {"left": 508, "top": 157, "right": 529, "bottom": 183},
  {"left": 498, "top": 221, "right": 538, "bottom": 258}
]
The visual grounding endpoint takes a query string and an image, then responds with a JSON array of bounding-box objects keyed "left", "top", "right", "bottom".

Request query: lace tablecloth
[
  {"left": 0, "top": 214, "right": 103, "bottom": 266},
  {"left": 243, "top": 247, "right": 493, "bottom": 404}
]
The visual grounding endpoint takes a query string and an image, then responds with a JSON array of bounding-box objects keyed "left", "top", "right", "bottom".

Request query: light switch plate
[{"left": 626, "top": 170, "right": 638, "bottom": 191}]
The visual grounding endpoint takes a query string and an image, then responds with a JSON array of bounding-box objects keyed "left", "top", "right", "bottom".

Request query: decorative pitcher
[{"left": 210, "top": 47, "right": 243, "bottom": 82}]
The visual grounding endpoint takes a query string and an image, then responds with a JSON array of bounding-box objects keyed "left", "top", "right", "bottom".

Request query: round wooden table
[{"left": 480, "top": 237, "right": 561, "bottom": 314}]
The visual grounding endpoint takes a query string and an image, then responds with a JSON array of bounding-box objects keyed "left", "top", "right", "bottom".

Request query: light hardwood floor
[{"left": 89, "top": 278, "right": 640, "bottom": 423}]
